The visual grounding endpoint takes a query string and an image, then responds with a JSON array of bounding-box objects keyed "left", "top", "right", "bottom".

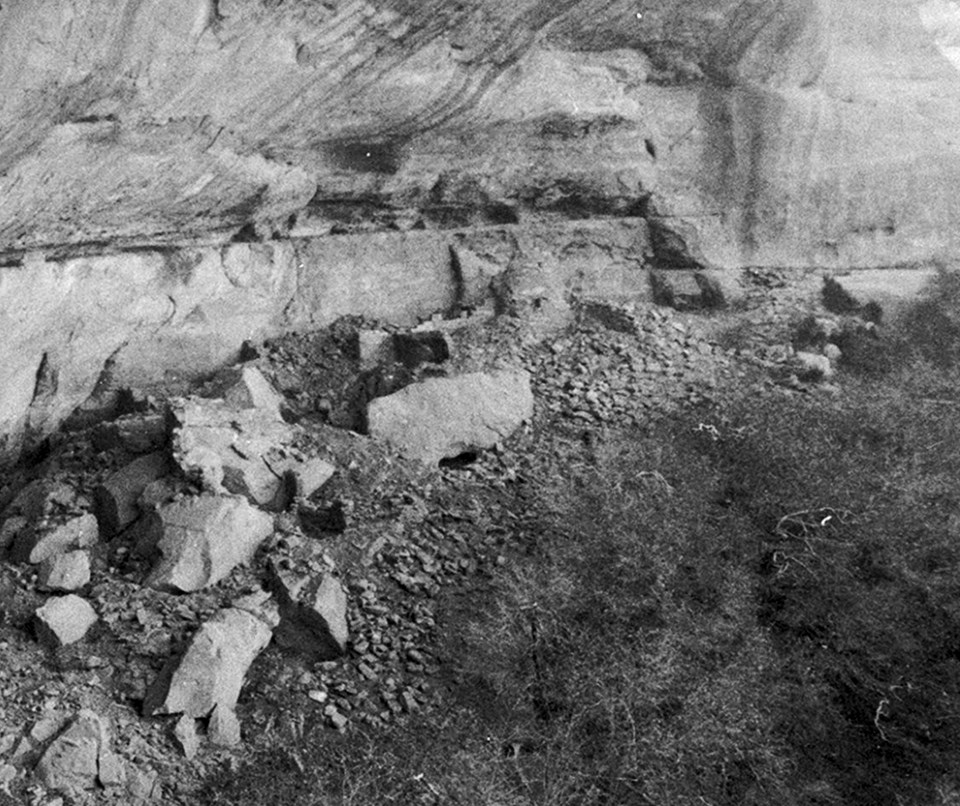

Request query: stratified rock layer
[{"left": 1, "top": 0, "right": 959, "bottom": 459}]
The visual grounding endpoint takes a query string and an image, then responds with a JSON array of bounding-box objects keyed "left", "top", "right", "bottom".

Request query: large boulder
[{"left": 367, "top": 370, "right": 534, "bottom": 465}]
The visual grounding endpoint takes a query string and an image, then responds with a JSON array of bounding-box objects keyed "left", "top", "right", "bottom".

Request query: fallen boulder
[
  {"left": 34, "top": 595, "right": 98, "bottom": 648},
  {"left": 11, "top": 513, "right": 99, "bottom": 565},
  {"left": 143, "top": 591, "right": 278, "bottom": 718},
  {"left": 172, "top": 715, "right": 199, "bottom": 760},
  {"left": 138, "top": 495, "right": 274, "bottom": 593},
  {"left": 94, "top": 452, "right": 170, "bottom": 538},
  {"left": 267, "top": 562, "right": 348, "bottom": 661},
  {"left": 366, "top": 370, "right": 534, "bottom": 465}
]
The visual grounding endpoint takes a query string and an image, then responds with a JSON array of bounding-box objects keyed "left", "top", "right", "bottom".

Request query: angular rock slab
[
  {"left": 144, "top": 591, "right": 279, "bottom": 718},
  {"left": 267, "top": 562, "right": 348, "bottom": 661},
  {"left": 172, "top": 398, "right": 334, "bottom": 508},
  {"left": 367, "top": 370, "right": 534, "bottom": 465},
  {"left": 34, "top": 595, "right": 98, "bottom": 648},
  {"left": 140, "top": 495, "right": 274, "bottom": 593}
]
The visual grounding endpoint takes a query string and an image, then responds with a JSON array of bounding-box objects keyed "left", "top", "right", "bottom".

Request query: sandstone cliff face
[{"left": 2, "top": 0, "right": 959, "bottom": 458}]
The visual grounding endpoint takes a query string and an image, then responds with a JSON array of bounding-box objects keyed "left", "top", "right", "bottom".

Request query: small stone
[
  {"left": 37, "top": 550, "right": 91, "bottom": 592},
  {"left": 307, "top": 689, "right": 327, "bottom": 704},
  {"left": 97, "top": 748, "right": 126, "bottom": 788},
  {"left": 401, "top": 691, "right": 418, "bottom": 713},
  {"left": 34, "top": 595, "right": 98, "bottom": 648},
  {"left": 795, "top": 351, "right": 834, "bottom": 382},
  {"left": 208, "top": 704, "right": 242, "bottom": 748},
  {"left": 328, "top": 711, "right": 348, "bottom": 731},
  {"left": 173, "top": 715, "right": 199, "bottom": 760}
]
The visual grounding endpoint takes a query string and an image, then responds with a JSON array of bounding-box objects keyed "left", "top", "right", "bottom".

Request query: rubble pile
[{"left": 0, "top": 270, "right": 898, "bottom": 803}]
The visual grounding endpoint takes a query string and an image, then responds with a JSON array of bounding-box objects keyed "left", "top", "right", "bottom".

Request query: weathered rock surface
[
  {"left": 138, "top": 495, "right": 274, "bottom": 593},
  {"left": 95, "top": 452, "right": 170, "bottom": 538},
  {"left": 267, "top": 562, "right": 349, "bottom": 661},
  {"left": 367, "top": 370, "right": 534, "bottom": 465},
  {"left": 0, "top": 0, "right": 956, "bottom": 462},
  {"left": 11, "top": 514, "right": 99, "bottom": 565},
  {"left": 144, "top": 591, "right": 279, "bottom": 718},
  {"left": 34, "top": 595, "right": 98, "bottom": 648}
]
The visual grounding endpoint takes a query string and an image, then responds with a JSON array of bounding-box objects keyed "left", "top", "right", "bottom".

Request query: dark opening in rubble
[{"left": 439, "top": 451, "right": 478, "bottom": 469}]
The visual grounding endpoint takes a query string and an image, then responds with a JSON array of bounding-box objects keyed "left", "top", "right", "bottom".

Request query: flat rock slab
[
  {"left": 367, "top": 370, "right": 534, "bottom": 465},
  {"left": 172, "top": 398, "right": 334, "bottom": 509},
  {"left": 10, "top": 513, "right": 99, "bottom": 565},
  {"left": 34, "top": 595, "right": 98, "bottom": 648},
  {"left": 140, "top": 495, "right": 274, "bottom": 593},
  {"left": 144, "top": 591, "right": 279, "bottom": 718}
]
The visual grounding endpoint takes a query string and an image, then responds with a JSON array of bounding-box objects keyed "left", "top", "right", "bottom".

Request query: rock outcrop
[{"left": 2, "top": 0, "right": 959, "bottom": 457}]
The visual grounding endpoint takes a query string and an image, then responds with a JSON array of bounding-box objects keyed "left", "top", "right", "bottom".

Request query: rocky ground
[{"left": 0, "top": 267, "right": 887, "bottom": 805}]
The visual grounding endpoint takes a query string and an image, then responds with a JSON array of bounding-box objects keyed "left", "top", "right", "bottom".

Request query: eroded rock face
[{"left": 1, "top": 0, "right": 958, "bottom": 459}]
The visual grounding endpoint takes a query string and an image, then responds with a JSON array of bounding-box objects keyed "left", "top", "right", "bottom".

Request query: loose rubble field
[{"left": 0, "top": 268, "right": 888, "bottom": 805}]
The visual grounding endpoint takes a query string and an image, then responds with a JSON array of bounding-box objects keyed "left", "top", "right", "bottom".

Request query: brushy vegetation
[{"left": 203, "top": 272, "right": 960, "bottom": 806}]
